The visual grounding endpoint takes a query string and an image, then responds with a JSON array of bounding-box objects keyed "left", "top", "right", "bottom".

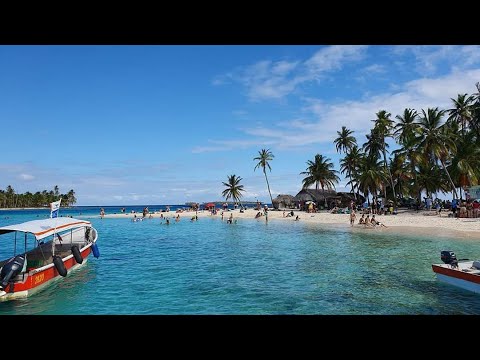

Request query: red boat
[{"left": 0, "top": 217, "right": 99, "bottom": 301}]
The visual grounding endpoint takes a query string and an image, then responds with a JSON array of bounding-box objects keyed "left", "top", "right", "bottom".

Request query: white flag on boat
[{"left": 50, "top": 200, "right": 61, "bottom": 218}]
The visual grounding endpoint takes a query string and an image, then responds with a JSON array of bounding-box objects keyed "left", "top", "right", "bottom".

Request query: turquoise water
[{"left": 1, "top": 208, "right": 480, "bottom": 314}]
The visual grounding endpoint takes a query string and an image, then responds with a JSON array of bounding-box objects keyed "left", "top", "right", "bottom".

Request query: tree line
[
  {"left": 222, "top": 83, "right": 480, "bottom": 207},
  {"left": 0, "top": 185, "right": 76, "bottom": 208}
]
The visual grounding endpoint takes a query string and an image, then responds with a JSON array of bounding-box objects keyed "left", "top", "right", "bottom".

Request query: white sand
[{"left": 102, "top": 208, "right": 480, "bottom": 238}]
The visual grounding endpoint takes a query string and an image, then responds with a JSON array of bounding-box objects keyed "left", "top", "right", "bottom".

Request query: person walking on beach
[{"left": 350, "top": 210, "right": 356, "bottom": 226}]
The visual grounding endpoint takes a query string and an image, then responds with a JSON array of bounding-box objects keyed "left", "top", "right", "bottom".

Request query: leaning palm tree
[
  {"left": 334, "top": 126, "right": 357, "bottom": 198},
  {"left": 221, "top": 174, "right": 245, "bottom": 208},
  {"left": 300, "top": 154, "right": 340, "bottom": 208},
  {"left": 253, "top": 149, "right": 275, "bottom": 208}
]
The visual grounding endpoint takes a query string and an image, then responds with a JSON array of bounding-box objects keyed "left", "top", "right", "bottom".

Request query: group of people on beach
[{"left": 354, "top": 213, "right": 387, "bottom": 228}]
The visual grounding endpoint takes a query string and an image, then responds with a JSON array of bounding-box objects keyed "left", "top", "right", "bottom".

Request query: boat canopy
[{"left": 0, "top": 218, "right": 91, "bottom": 241}]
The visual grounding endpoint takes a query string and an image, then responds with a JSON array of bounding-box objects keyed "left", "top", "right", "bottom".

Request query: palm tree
[
  {"left": 392, "top": 136, "right": 424, "bottom": 202},
  {"left": 357, "top": 156, "right": 386, "bottom": 203},
  {"left": 221, "top": 175, "right": 245, "bottom": 208},
  {"left": 372, "top": 110, "right": 396, "bottom": 204},
  {"left": 363, "top": 128, "right": 383, "bottom": 161},
  {"left": 5, "top": 185, "right": 14, "bottom": 208},
  {"left": 394, "top": 108, "right": 419, "bottom": 145},
  {"left": 253, "top": 149, "right": 275, "bottom": 208},
  {"left": 334, "top": 126, "right": 357, "bottom": 198},
  {"left": 0, "top": 191, "right": 5, "bottom": 208},
  {"left": 300, "top": 154, "right": 340, "bottom": 208},
  {"left": 389, "top": 153, "right": 409, "bottom": 199},
  {"left": 67, "top": 189, "right": 77, "bottom": 206},
  {"left": 448, "top": 130, "right": 480, "bottom": 194},
  {"left": 54, "top": 185, "right": 60, "bottom": 198},
  {"left": 447, "top": 93, "right": 475, "bottom": 137},
  {"left": 417, "top": 107, "right": 459, "bottom": 199},
  {"left": 341, "top": 145, "right": 364, "bottom": 199},
  {"left": 416, "top": 162, "right": 449, "bottom": 199}
]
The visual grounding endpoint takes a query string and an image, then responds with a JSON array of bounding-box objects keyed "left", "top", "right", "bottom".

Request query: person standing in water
[{"left": 350, "top": 210, "right": 356, "bottom": 226}]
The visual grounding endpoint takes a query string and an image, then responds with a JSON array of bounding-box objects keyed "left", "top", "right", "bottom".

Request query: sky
[{"left": 1, "top": 45, "right": 479, "bottom": 206}]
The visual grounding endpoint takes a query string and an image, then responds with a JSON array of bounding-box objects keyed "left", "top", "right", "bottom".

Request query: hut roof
[
  {"left": 294, "top": 189, "right": 337, "bottom": 202},
  {"left": 273, "top": 194, "right": 296, "bottom": 202}
]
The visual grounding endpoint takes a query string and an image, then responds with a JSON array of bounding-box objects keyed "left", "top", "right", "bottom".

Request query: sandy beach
[{"left": 102, "top": 208, "right": 480, "bottom": 238}]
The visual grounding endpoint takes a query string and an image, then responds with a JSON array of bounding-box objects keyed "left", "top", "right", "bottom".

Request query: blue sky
[{"left": 1, "top": 45, "right": 479, "bottom": 205}]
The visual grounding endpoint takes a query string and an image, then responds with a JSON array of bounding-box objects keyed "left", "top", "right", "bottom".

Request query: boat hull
[
  {"left": 432, "top": 263, "right": 480, "bottom": 294},
  {"left": 0, "top": 244, "right": 92, "bottom": 302}
]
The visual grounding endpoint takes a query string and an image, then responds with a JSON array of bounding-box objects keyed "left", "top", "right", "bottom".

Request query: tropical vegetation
[
  {"left": 0, "top": 185, "right": 76, "bottom": 208},
  {"left": 224, "top": 82, "right": 480, "bottom": 207},
  {"left": 221, "top": 175, "right": 245, "bottom": 208},
  {"left": 331, "top": 82, "right": 480, "bottom": 205},
  {"left": 300, "top": 154, "right": 340, "bottom": 207},
  {"left": 253, "top": 149, "right": 275, "bottom": 208}
]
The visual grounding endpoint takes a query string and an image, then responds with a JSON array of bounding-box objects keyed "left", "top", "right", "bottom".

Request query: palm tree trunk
[
  {"left": 382, "top": 145, "right": 396, "bottom": 205},
  {"left": 440, "top": 158, "right": 458, "bottom": 199},
  {"left": 263, "top": 169, "right": 274, "bottom": 208},
  {"left": 347, "top": 164, "right": 356, "bottom": 200},
  {"left": 322, "top": 184, "right": 327, "bottom": 208}
]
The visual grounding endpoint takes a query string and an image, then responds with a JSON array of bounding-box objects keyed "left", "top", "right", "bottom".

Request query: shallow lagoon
[{"left": 1, "top": 207, "right": 480, "bottom": 314}]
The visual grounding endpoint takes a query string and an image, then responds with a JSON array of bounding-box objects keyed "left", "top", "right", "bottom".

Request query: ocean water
[{"left": 1, "top": 207, "right": 480, "bottom": 314}]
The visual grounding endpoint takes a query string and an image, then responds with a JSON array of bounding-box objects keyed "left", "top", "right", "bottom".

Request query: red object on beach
[{"left": 205, "top": 203, "right": 216, "bottom": 208}]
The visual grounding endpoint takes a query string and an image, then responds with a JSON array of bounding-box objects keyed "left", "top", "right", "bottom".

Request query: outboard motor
[
  {"left": 0, "top": 254, "right": 26, "bottom": 290},
  {"left": 441, "top": 250, "right": 458, "bottom": 268}
]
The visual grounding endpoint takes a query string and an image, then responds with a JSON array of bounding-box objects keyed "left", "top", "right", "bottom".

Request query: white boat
[
  {"left": 0, "top": 217, "right": 99, "bottom": 301},
  {"left": 432, "top": 251, "right": 480, "bottom": 293}
]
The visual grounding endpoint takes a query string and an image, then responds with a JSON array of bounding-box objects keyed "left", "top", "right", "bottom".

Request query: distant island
[{"left": 0, "top": 185, "right": 76, "bottom": 208}]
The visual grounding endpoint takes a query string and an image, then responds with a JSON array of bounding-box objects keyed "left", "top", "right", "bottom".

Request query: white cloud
[
  {"left": 19, "top": 173, "right": 35, "bottom": 181},
  {"left": 214, "top": 45, "right": 368, "bottom": 101},
  {"left": 362, "top": 64, "right": 386, "bottom": 74},
  {"left": 201, "top": 68, "right": 480, "bottom": 152},
  {"left": 304, "top": 45, "right": 368, "bottom": 78},
  {"left": 391, "top": 45, "right": 480, "bottom": 76}
]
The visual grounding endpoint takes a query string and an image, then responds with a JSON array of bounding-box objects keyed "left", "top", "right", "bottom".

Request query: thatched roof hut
[
  {"left": 294, "top": 189, "right": 337, "bottom": 203},
  {"left": 272, "top": 194, "right": 296, "bottom": 209},
  {"left": 294, "top": 189, "right": 365, "bottom": 209},
  {"left": 336, "top": 192, "right": 365, "bottom": 207}
]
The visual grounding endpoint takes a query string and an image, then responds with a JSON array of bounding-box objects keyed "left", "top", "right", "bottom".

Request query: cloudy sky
[{"left": 0, "top": 45, "right": 478, "bottom": 205}]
